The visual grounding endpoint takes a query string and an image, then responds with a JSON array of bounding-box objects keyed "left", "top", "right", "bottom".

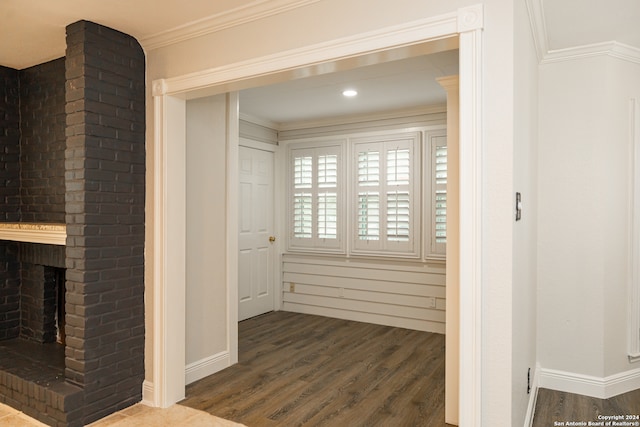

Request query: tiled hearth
[
  {"left": 0, "top": 20, "right": 145, "bottom": 427},
  {"left": 0, "top": 401, "right": 248, "bottom": 427}
]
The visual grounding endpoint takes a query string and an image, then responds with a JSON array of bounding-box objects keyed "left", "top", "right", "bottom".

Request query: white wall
[
  {"left": 604, "top": 58, "right": 640, "bottom": 377},
  {"left": 185, "top": 95, "right": 229, "bottom": 382},
  {"left": 145, "top": 0, "right": 517, "bottom": 423},
  {"left": 539, "top": 56, "right": 607, "bottom": 377},
  {"left": 512, "top": 0, "right": 539, "bottom": 424},
  {"left": 538, "top": 55, "right": 640, "bottom": 387}
]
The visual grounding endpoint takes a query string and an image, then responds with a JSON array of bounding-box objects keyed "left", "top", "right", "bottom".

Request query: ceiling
[
  {"left": 542, "top": 0, "right": 640, "bottom": 51},
  {"left": 1, "top": 0, "right": 637, "bottom": 125},
  {"left": 0, "top": 0, "right": 257, "bottom": 69},
  {"left": 238, "top": 50, "right": 459, "bottom": 126}
]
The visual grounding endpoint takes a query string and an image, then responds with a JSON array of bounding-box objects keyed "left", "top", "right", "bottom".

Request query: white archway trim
[
  {"left": 159, "top": 14, "right": 459, "bottom": 96},
  {"left": 226, "top": 92, "right": 240, "bottom": 366},
  {"left": 151, "top": 89, "right": 187, "bottom": 407},
  {"left": 458, "top": 5, "right": 484, "bottom": 425},
  {"left": 151, "top": 5, "right": 485, "bottom": 425}
]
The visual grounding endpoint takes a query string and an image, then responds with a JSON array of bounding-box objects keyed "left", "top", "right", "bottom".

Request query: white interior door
[{"left": 238, "top": 145, "right": 275, "bottom": 321}]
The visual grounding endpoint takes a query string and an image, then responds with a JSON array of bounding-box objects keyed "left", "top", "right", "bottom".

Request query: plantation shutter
[
  {"left": 317, "top": 153, "right": 338, "bottom": 239},
  {"left": 430, "top": 133, "right": 447, "bottom": 256},
  {"left": 288, "top": 143, "right": 343, "bottom": 252},
  {"left": 357, "top": 150, "right": 381, "bottom": 242},
  {"left": 293, "top": 155, "right": 312, "bottom": 238},
  {"left": 386, "top": 147, "right": 411, "bottom": 242},
  {"left": 352, "top": 133, "right": 420, "bottom": 257}
]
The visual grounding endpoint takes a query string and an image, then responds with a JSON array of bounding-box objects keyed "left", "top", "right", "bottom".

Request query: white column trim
[
  {"left": 458, "top": 5, "right": 484, "bottom": 425},
  {"left": 152, "top": 90, "right": 187, "bottom": 407},
  {"left": 227, "top": 92, "right": 240, "bottom": 365},
  {"left": 151, "top": 91, "right": 166, "bottom": 408},
  {"left": 436, "top": 74, "right": 460, "bottom": 426},
  {"left": 629, "top": 98, "right": 640, "bottom": 363}
]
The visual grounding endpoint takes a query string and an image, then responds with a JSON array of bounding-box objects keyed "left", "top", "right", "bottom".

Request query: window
[
  {"left": 352, "top": 133, "right": 420, "bottom": 257},
  {"left": 286, "top": 129, "right": 445, "bottom": 259},
  {"left": 426, "top": 130, "right": 448, "bottom": 258},
  {"left": 288, "top": 143, "right": 344, "bottom": 252}
]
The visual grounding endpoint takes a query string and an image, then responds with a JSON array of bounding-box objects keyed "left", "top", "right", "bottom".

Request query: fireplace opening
[
  {"left": 0, "top": 255, "right": 70, "bottom": 420},
  {"left": 55, "top": 267, "right": 66, "bottom": 346},
  {"left": 20, "top": 263, "right": 66, "bottom": 344}
]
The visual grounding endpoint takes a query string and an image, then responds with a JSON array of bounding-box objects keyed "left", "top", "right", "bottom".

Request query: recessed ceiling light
[{"left": 342, "top": 89, "right": 358, "bottom": 97}]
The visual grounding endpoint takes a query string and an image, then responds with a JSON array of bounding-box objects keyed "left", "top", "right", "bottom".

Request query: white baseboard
[
  {"left": 141, "top": 353, "right": 230, "bottom": 407},
  {"left": 141, "top": 380, "right": 156, "bottom": 407},
  {"left": 538, "top": 366, "right": 640, "bottom": 399},
  {"left": 523, "top": 365, "right": 540, "bottom": 427},
  {"left": 185, "top": 351, "right": 230, "bottom": 385},
  {"left": 603, "top": 367, "right": 640, "bottom": 397}
]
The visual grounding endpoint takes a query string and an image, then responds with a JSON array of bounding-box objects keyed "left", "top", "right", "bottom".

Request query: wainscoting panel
[{"left": 282, "top": 254, "right": 446, "bottom": 333}]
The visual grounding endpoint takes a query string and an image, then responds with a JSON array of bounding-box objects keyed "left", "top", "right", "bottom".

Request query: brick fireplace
[{"left": 0, "top": 21, "right": 145, "bottom": 427}]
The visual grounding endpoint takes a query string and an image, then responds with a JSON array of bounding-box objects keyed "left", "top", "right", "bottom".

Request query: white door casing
[{"left": 238, "top": 146, "right": 275, "bottom": 321}]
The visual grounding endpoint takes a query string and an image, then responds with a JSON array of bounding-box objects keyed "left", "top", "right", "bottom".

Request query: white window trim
[
  {"left": 286, "top": 138, "right": 347, "bottom": 254},
  {"left": 424, "top": 128, "right": 448, "bottom": 259}
]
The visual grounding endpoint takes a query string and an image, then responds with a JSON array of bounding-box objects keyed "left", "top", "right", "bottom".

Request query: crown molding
[
  {"left": 276, "top": 104, "right": 447, "bottom": 132},
  {"left": 141, "top": 0, "right": 320, "bottom": 51},
  {"left": 609, "top": 43, "right": 640, "bottom": 65},
  {"left": 239, "top": 112, "right": 280, "bottom": 131},
  {"left": 524, "top": 0, "right": 549, "bottom": 62},
  {"left": 542, "top": 41, "right": 640, "bottom": 65},
  {"left": 525, "top": 0, "right": 640, "bottom": 64}
]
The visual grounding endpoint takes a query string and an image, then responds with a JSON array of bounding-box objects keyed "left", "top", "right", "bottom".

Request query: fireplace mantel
[{"left": 0, "top": 223, "right": 66, "bottom": 246}]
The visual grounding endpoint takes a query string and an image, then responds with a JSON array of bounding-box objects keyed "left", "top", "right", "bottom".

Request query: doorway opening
[
  {"left": 152, "top": 9, "right": 484, "bottom": 426},
  {"left": 235, "top": 48, "right": 458, "bottom": 326},
  {"left": 182, "top": 45, "right": 460, "bottom": 424}
]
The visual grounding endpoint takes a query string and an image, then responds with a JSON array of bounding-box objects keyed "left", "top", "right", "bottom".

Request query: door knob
[{"left": 269, "top": 236, "right": 276, "bottom": 242}]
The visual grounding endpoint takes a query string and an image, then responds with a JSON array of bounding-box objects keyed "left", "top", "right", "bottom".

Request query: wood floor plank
[
  {"left": 181, "top": 311, "right": 453, "bottom": 426},
  {"left": 532, "top": 388, "right": 640, "bottom": 426}
]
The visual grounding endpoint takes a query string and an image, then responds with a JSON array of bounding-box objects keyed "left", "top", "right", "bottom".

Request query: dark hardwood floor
[
  {"left": 180, "top": 311, "right": 452, "bottom": 427},
  {"left": 532, "top": 387, "right": 640, "bottom": 426}
]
